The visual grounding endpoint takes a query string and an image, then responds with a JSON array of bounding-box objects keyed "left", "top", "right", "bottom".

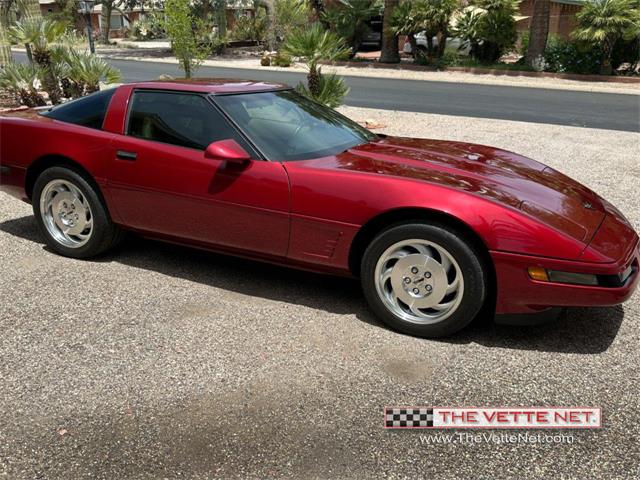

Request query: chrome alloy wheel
[
  {"left": 39, "top": 179, "right": 93, "bottom": 248},
  {"left": 374, "top": 239, "right": 464, "bottom": 324}
]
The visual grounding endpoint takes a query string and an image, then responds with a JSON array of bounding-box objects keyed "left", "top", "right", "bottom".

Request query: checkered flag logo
[{"left": 385, "top": 407, "right": 433, "bottom": 428}]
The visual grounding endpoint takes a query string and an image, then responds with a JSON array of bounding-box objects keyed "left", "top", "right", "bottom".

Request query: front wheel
[{"left": 361, "top": 223, "right": 487, "bottom": 338}]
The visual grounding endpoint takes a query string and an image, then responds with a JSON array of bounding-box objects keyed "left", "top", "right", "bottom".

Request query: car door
[{"left": 107, "top": 89, "right": 290, "bottom": 257}]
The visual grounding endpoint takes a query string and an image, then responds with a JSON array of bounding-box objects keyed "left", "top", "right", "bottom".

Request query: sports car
[{"left": 0, "top": 79, "right": 638, "bottom": 337}]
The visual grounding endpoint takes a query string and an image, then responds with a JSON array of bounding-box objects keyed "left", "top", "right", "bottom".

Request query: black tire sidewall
[
  {"left": 32, "top": 166, "right": 114, "bottom": 258},
  {"left": 361, "top": 223, "right": 487, "bottom": 338}
]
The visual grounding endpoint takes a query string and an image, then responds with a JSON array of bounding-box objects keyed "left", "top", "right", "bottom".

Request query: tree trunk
[
  {"left": 437, "top": 30, "right": 447, "bottom": 58},
  {"left": 0, "top": 0, "right": 13, "bottom": 68},
  {"left": 101, "top": 2, "right": 113, "bottom": 45},
  {"left": 379, "top": 0, "right": 400, "bottom": 64},
  {"left": 525, "top": 0, "right": 550, "bottom": 69},
  {"left": 308, "top": 64, "right": 320, "bottom": 97},
  {"left": 600, "top": 39, "right": 613, "bottom": 75}
]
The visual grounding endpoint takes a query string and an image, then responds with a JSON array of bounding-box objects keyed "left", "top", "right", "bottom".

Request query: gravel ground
[{"left": 1, "top": 110, "right": 639, "bottom": 479}]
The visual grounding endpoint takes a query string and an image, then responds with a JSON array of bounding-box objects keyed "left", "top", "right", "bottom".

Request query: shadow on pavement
[{"left": 1, "top": 215, "right": 625, "bottom": 355}]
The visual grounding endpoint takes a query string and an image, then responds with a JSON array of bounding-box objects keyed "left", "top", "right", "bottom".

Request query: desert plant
[
  {"left": 453, "top": 0, "right": 519, "bottom": 63},
  {"left": 572, "top": 0, "right": 640, "bottom": 74},
  {"left": 389, "top": 0, "right": 458, "bottom": 61},
  {"left": 230, "top": 6, "right": 269, "bottom": 42},
  {"left": 51, "top": 45, "right": 122, "bottom": 97},
  {"left": 131, "top": 12, "right": 167, "bottom": 40},
  {"left": 295, "top": 71, "right": 349, "bottom": 108},
  {"left": 283, "top": 23, "right": 350, "bottom": 95},
  {"left": 8, "top": 17, "right": 66, "bottom": 104},
  {"left": 273, "top": 51, "right": 292, "bottom": 66},
  {"left": 0, "top": 62, "right": 46, "bottom": 107},
  {"left": 322, "top": 0, "right": 382, "bottom": 54},
  {"left": 164, "top": 0, "right": 211, "bottom": 77},
  {"left": 272, "top": 0, "right": 310, "bottom": 48}
]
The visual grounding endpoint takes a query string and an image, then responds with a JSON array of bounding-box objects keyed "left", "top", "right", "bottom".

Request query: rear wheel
[
  {"left": 33, "top": 166, "right": 123, "bottom": 258},
  {"left": 361, "top": 223, "right": 487, "bottom": 338}
]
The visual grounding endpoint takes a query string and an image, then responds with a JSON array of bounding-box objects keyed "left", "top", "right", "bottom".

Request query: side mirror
[{"left": 204, "top": 139, "right": 251, "bottom": 164}]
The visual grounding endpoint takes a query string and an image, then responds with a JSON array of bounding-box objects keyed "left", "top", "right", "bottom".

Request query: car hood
[{"left": 340, "top": 136, "right": 606, "bottom": 244}]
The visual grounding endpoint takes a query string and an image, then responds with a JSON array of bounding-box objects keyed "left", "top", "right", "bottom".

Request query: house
[
  {"left": 518, "top": 0, "right": 583, "bottom": 39},
  {"left": 38, "top": 0, "right": 257, "bottom": 39}
]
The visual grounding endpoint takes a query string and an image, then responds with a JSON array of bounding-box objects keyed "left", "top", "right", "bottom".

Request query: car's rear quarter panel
[{"left": 0, "top": 112, "right": 116, "bottom": 204}]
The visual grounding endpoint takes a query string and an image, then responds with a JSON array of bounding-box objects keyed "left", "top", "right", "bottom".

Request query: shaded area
[{"left": 1, "top": 215, "right": 625, "bottom": 355}]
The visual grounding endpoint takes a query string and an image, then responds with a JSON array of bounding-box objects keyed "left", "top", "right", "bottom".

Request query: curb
[{"left": 326, "top": 60, "right": 640, "bottom": 85}]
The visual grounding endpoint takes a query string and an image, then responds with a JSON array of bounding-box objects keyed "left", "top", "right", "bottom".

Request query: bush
[
  {"left": 295, "top": 71, "right": 349, "bottom": 108},
  {"left": 230, "top": 9, "right": 268, "bottom": 43},
  {"left": 453, "top": 0, "right": 519, "bottom": 63},
  {"left": 272, "top": 52, "right": 292, "bottom": 67},
  {"left": 131, "top": 13, "right": 166, "bottom": 40},
  {"left": 611, "top": 37, "right": 640, "bottom": 72},
  {"left": 544, "top": 37, "right": 602, "bottom": 74},
  {"left": 0, "top": 63, "right": 46, "bottom": 107}
]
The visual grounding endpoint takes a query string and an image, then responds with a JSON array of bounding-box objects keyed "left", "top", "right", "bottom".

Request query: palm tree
[
  {"left": 380, "top": 0, "right": 400, "bottom": 63},
  {"left": 322, "top": 0, "right": 382, "bottom": 54},
  {"left": 283, "top": 22, "right": 349, "bottom": 96},
  {"left": 525, "top": 0, "right": 550, "bottom": 69},
  {"left": 9, "top": 17, "right": 66, "bottom": 103},
  {"left": 573, "top": 0, "right": 640, "bottom": 74}
]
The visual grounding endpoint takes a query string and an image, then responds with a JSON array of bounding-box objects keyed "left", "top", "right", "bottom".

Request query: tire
[
  {"left": 361, "top": 222, "right": 487, "bottom": 338},
  {"left": 33, "top": 166, "right": 124, "bottom": 258}
]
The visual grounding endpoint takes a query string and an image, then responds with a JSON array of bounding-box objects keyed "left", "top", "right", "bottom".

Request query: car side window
[
  {"left": 126, "top": 90, "right": 254, "bottom": 154},
  {"left": 40, "top": 88, "right": 116, "bottom": 130}
]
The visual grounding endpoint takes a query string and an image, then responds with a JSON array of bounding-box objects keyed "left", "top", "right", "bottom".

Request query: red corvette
[{"left": 1, "top": 79, "right": 638, "bottom": 337}]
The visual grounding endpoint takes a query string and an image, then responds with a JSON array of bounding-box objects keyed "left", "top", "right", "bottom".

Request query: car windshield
[{"left": 214, "top": 90, "right": 376, "bottom": 161}]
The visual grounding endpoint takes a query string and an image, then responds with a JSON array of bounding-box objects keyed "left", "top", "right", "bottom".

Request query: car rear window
[{"left": 40, "top": 88, "right": 116, "bottom": 130}]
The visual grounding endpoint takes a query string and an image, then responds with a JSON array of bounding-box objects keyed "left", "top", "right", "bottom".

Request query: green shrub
[
  {"left": 273, "top": 52, "right": 292, "bottom": 67},
  {"left": 544, "top": 37, "right": 602, "bottom": 74},
  {"left": 295, "top": 71, "right": 349, "bottom": 108},
  {"left": 230, "top": 9, "right": 268, "bottom": 42},
  {"left": 0, "top": 63, "right": 47, "bottom": 107},
  {"left": 131, "top": 13, "right": 166, "bottom": 40},
  {"left": 164, "top": 0, "right": 211, "bottom": 77},
  {"left": 453, "top": 0, "right": 519, "bottom": 63}
]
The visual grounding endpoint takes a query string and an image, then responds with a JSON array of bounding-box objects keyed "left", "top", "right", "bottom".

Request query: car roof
[{"left": 126, "top": 78, "right": 291, "bottom": 94}]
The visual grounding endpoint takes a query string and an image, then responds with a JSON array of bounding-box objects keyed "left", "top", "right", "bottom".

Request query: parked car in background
[
  {"left": 1, "top": 80, "right": 638, "bottom": 338},
  {"left": 404, "top": 32, "right": 471, "bottom": 56},
  {"left": 360, "top": 15, "right": 383, "bottom": 51}
]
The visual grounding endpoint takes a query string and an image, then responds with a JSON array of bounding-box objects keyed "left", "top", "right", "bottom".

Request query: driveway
[{"left": 0, "top": 110, "right": 638, "bottom": 479}]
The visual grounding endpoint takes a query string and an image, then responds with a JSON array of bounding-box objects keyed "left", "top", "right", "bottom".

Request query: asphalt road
[
  {"left": 13, "top": 51, "right": 640, "bottom": 132},
  {"left": 1, "top": 110, "right": 639, "bottom": 479}
]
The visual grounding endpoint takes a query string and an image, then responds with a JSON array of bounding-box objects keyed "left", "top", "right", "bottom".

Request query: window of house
[
  {"left": 40, "top": 88, "right": 117, "bottom": 130},
  {"left": 126, "top": 90, "right": 254, "bottom": 154},
  {"left": 109, "top": 13, "right": 124, "bottom": 30}
]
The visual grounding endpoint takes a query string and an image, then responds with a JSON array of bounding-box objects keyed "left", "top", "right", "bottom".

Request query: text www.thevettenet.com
[{"left": 420, "top": 432, "right": 576, "bottom": 445}]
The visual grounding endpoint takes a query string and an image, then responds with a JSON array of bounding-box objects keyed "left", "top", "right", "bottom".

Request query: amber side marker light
[
  {"left": 528, "top": 266, "right": 549, "bottom": 282},
  {"left": 528, "top": 267, "right": 600, "bottom": 286}
]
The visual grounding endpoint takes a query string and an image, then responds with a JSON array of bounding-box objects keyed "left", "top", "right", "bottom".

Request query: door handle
[{"left": 116, "top": 150, "right": 137, "bottom": 161}]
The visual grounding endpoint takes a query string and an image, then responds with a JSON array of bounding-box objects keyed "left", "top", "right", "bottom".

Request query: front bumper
[{"left": 492, "top": 239, "right": 639, "bottom": 314}]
